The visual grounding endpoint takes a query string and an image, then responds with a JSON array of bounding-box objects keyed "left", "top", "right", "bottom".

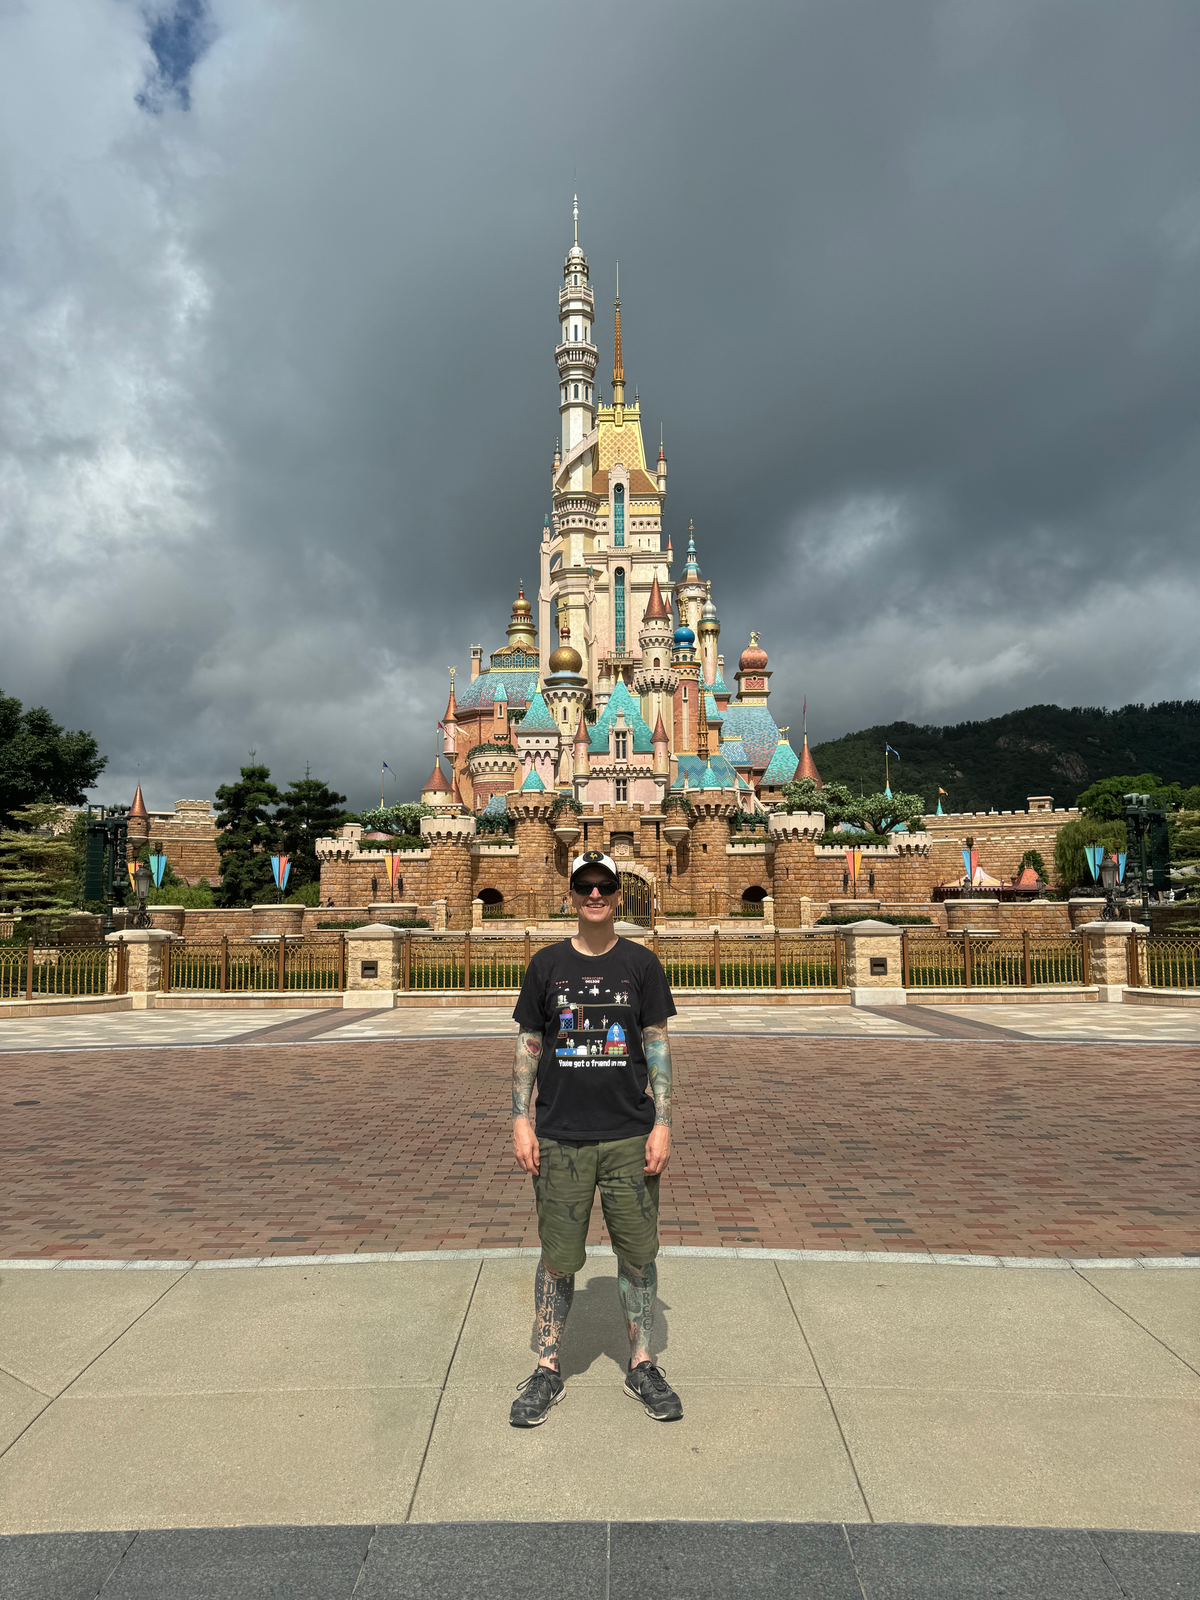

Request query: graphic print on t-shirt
[{"left": 553, "top": 978, "right": 634, "bottom": 1065}]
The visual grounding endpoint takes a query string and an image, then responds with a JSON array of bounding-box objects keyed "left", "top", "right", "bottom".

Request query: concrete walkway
[
  {"left": 1, "top": 1254, "right": 1196, "bottom": 1537},
  {"left": 1, "top": 1000, "right": 1199, "bottom": 1049}
]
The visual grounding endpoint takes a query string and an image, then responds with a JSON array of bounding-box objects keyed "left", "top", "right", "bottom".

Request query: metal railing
[
  {"left": 0, "top": 941, "right": 114, "bottom": 999},
  {"left": 902, "top": 930, "right": 1087, "bottom": 988},
  {"left": 162, "top": 936, "right": 346, "bottom": 993},
  {"left": 1137, "top": 934, "right": 1200, "bottom": 990}
]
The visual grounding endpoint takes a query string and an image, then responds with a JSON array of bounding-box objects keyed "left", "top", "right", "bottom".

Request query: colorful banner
[
  {"left": 1115, "top": 852, "right": 1127, "bottom": 883},
  {"left": 148, "top": 853, "right": 167, "bottom": 887},
  {"left": 271, "top": 854, "right": 291, "bottom": 891},
  {"left": 844, "top": 848, "right": 861, "bottom": 886},
  {"left": 1083, "top": 845, "right": 1104, "bottom": 882},
  {"left": 386, "top": 853, "right": 401, "bottom": 892}
]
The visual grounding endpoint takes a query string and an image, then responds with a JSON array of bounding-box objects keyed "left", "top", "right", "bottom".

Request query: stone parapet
[
  {"left": 419, "top": 815, "right": 477, "bottom": 843},
  {"left": 1067, "top": 899, "right": 1106, "bottom": 930},
  {"left": 251, "top": 904, "right": 306, "bottom": 938},
  {"left": 945, "top": 898, "right": 1001, "bottom": 932},
  {"left": 768, "top": 811, "right": 825, "bottom": 840}
]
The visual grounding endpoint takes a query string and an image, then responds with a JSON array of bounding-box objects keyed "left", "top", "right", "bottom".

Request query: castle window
[
  {"left": 653, "top": 657, "right": 660, "bottom": 668},
  {"left": 615, "top": 779, "right": 628, "bottom": 802},
  {"left": 683, "top": 685, "right": 689, "bottom": 702},
  {"left": 614, "top": 567, "right": 625, "bottom": 652},
  {"left": 613, "top": 484, "right": 624, "bottom": 546},
  {"left": 573, "top": 324, "right": 578, "bottom": 340},
  {"left": 615, "top": 731, "right": 628, "bottom": 760},
  {"left": 574, "top": 384, "right": 579, "bottom": 399}
]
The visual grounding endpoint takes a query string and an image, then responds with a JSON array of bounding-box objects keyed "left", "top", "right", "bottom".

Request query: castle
[{"left": 312, "top": 205, "right": 1079, "bottom": 929}]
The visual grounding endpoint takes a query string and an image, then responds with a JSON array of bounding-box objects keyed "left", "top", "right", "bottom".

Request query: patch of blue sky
[{"left": 136, "top": 0, "right": 213, "bottom": 113}]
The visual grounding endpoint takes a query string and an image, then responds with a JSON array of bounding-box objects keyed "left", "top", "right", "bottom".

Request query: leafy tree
[
  {"left": 148, "top": 880, "right": 215, "bottom": 908},
  {"left": 1075, "top": 773, "right": 1182, "bottom": 821},
  {"left": 1053, "top": 817, "right": 1127, "bottom": 891},
  {"left": 0, "top": 803, "right": 81, "bottom": 926},
  {"left": 214, "top": 764, "right": 281, "bottom": 907},
  {"left": 286, "top": 882, "right": 322, "bottom": 907},
  {"left": 0, "top": 691, "right": 106, "bottom": 826},
  {"left": 357, "top": 801, "right": 436, "bottom": 835},
  {"left": 774, "top": 778, "right": 925, "bottom": 836},
  {"left": 1018, "top": 849, "right": 1047, "bottom": 880},
  {"left": 274, "top": 774, "right": 349, "bottom": 888}
]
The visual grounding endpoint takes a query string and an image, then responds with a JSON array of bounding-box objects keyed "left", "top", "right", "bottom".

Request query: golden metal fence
[
  {"left": 162, "top": 937, "right": 346, "bottom": 993},
  {"left": 0, "top": 942, "right": 112, "bottom": 999},
  {"left": 902, "top": 931, "right": 1086, "bottom": 988},
  {"left": 1140, "top": 935, "right": 1200, "bottom": 990},
  {"left": 654, "top": 932, "right": 839, "bottom": 990}
]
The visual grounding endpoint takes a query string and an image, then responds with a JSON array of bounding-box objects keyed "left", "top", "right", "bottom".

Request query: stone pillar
[
  {"left": 149, "top": 906, "right": 186, "bottom": 936},
  {"left": 768, "top": 812, "right": 824, "bottom": 928},
  {"left": 762, "top": 895, "right": 775, "bottom": 930},
  {"left": 343, "top": 924, "right": 404, "bottom": 1009},
  {"left": 419, "top": 815, "right": 477, "bottom": 929},
  {"left": 472, "top": 897, "right": 484, "bottom": 930},
  {"left": 251, "top": 904, "right": 305, "bottom": 938},
  {"left": 1078, "top": 920, "right": 1149, "bottom": 1001},
  {"left": 840, "top": 919, "right": 906, "bottom": 1007},
  {"left": 799, "top": 896, "right": 816, "bottom": 928},
  {"left": 105, "top": 929, "right": 172, "bottom": 1010},
  {"left": 945, "top": 898, "right": 1000, "bottom": 932}
]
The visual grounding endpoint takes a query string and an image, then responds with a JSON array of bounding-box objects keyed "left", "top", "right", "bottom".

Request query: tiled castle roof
[
  {"left": 719, "top": 705, "right": 781, "bottom": 769},
  {"left": 518, "top": 689, "right": 559, "bottom": 733},
  {"left": 762, "top": 737, "right": 799, "bottom": 785},
  {"left": 588, "top": 679, "right": 654, "bottom": 755},
  {"left": 454, "top": 670, "right": 535, "bottom": 713}
]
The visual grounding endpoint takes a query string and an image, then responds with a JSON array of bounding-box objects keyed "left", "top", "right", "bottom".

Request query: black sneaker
[
  {"left": 509, "top": 1366, "right": 565, "bottom": 1427},
  {"left": 625, "top": 1360, "right": 683, "bottom": 1421}
]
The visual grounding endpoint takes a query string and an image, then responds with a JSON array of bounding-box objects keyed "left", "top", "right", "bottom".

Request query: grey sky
[{"left": 2, "top": 0, "right": 1198, "bottom": 812}]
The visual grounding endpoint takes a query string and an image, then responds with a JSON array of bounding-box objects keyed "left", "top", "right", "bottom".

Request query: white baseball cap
[{"left": 570, "top": 850, "right": 619, "bottom": 886}]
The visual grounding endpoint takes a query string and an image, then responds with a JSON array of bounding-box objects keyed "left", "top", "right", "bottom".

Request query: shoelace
[
  {"left": 635, "top": 1362, "right": 672, "bottom": 1395},
  {"left": 516, "top": 1368, "right": 557, "bottom": 1399}
]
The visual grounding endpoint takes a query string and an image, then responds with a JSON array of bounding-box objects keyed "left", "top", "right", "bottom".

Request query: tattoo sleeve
[
  {"left": 642, "top": 1020, "right": 672, "bottom": 1128},
  {"left": 512, "top": 1028, "right": 542, "bottom": 1119}
]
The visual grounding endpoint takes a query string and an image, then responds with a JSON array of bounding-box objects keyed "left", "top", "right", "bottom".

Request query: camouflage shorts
[{"left": 532, "top": 1135, "right": 660, "bottom": 1276}]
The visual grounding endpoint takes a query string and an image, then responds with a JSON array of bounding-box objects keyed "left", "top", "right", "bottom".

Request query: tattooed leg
[
  {"left": 617, "top": 1256, "right": 657, "bottom": 1368},
  {"left": 534, "top": 1259, "right": 575, "bottom": 1371}
]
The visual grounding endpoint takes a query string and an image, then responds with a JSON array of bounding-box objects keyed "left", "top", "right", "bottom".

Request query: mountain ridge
[{"left": 809, "top": 701, "right": 1200, "bottom": 814}]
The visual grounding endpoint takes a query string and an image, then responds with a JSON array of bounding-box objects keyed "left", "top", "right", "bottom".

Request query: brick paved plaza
[{"left": 3, "top": 1035, "right": 1197, "bottom": 1260}]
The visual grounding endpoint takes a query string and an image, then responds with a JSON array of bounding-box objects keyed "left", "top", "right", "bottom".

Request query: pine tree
[
  {"left": 274, "top": 772, "right": 349, "bottom": 888},
  {"left": 214, "top": 765, "right": 280, "bottom": 907},
  {"left": 0, "top": 691, "right": 107, "bottom": 827},
  {"left": 0, "top": 804, "right": 80, "bottom": 930}
]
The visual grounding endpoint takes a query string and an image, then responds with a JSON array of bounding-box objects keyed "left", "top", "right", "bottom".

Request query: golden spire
[
  {"left": 698, "top": 682, "right": 709, "bottom": 760},
  {"left": 612, "top": 263, "right": 624, "bottom": 407}
]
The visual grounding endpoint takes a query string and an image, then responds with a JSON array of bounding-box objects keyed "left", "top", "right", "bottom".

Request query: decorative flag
[
  {"left": 271, "top": 854, "right": 291, "bottom": 891},
  {"left": 961, "top": 848, "right": 972, "bottom": 880},
  {"left": 386, "top": 853, "right": 401, "bottom": 892},
  {"left": 148, "top": 852, "right": 167, "bottom": 887},
  {"left": 126, "top": 860, "right": 138, "bottom": 890},
  {"left": 845, "top": 848, "right": 861, "bottom": 885},
  {"left": 885, "top": 744, "right": 900, "bottom": 758},
  {"left": 1083, "top": 845, "right": 1103, "bottom": 882},
  {"left": 938, "top": 787, "right": 947, "bottom": 794},
  {"left": 1116, "top": 852, "right": 1127, "bottom": 883}
]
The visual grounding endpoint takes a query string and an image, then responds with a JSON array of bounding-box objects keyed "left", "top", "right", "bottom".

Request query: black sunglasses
[{"left": 573, "top": 878, "right": 619, "bottom": 897}]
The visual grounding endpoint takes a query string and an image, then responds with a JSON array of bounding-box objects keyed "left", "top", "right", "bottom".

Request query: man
[{"left": 509, "top": 848, "right": 682, "bottom": 1426}]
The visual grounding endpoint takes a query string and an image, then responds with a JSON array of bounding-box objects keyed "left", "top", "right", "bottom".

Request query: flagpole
[
  {"left": 885, "top": 745, "right": 890, "bottom": 794},
  {"left": 381, "top": 766, "right": 385, "bottom": 808}
]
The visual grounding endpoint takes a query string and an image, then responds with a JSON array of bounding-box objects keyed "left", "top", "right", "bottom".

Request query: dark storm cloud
[{"left": 1, "top": 0, "right": 1197, "bottom": 811}]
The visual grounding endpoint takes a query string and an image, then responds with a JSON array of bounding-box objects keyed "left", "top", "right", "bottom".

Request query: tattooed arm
[
  {"left": 512, "top": 1028, "right": 543, "bottom": 1174},
  {"left": 642, "top": 1018, "right": 672, "bottom": 1176}
]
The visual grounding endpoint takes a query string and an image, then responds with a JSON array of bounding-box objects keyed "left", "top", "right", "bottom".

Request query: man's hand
[
  {"left": 513, "top": 1116, "right": 540, "bottom": 1174},
  {"left": 644, "top": 1123, "right": 671, "bottom": 1175}
]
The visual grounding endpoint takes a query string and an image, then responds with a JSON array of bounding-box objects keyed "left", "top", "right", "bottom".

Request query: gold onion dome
[
  {"left": 548, "top": 642, "right": 583, "bottom": 674},
  {"left": 511, "top": 584, "right": 532, "bottom": 618}
]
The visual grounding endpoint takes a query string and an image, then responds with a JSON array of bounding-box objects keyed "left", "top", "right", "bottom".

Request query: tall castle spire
[
  {"left": 555, "top": 198, "right": 598, "bottom": 493},
  {"left": 612, "top": 262, "right": 625, "bottom": 413}
]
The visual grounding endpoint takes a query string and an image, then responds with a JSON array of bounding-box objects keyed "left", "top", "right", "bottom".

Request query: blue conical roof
[
  {"left": 762, "top": 737, "right": 799, "bottom": 785},
  {"left": 520, "top": 768, "right": 547, "bottom": 792},
  {"left": 519, "top": 689, "right": 558, "bottom": 732},
  {"left": 588, "top": 679, "right": 654, "bottom": 755}
]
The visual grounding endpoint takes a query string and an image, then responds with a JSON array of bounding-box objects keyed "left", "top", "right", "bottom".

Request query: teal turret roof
[
  {"left": 709, "top": 666, "right": 729, "bottom": 697},
  {"left": 520, "top": 768, "right": 547, "bottom": 792},
  {"left": 720, "top": 705, "right": 780, "bottom": 769},
  {"left": 519, "top": 689, "right": 558, "bottom": 733},
  {"left": 704, "top": 691, "right": 722, "bottom": 725},
  {"left": 720, "top": 735, "right": 749, "bottom": 766},
  {"left": 588, "top": 679, "right": 654, "bottom": 755},
  {"left": 762, "top": 737, "right": 799, "bottom": 785},
  {"left": 480, "top": 794, "right": 508, "bottom": 818}
]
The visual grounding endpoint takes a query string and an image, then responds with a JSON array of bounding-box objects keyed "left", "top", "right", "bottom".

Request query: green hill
[{"left": 810, "top": 702, "right": 1200, "bottom": 815}]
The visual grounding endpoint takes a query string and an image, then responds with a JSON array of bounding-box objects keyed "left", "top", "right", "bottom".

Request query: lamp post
[
  {"left": 128, "top": 860, "right": 152, "bottom": 929},
  {"left": 1099, "top": 854, "right": 1120, "bottom": 922}
]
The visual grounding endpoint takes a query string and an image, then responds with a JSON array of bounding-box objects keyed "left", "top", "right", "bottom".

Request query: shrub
[
  {"left": 816, "top": 912, "right": 933, "bottom": 926},
  {"left": 315, "top": 918, "right": 429, "bottom": 930}
]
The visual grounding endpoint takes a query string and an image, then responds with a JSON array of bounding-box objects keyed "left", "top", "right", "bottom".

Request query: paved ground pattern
[{"left": 3, "top": 1038, "right": 1197, "bottom": 1260}]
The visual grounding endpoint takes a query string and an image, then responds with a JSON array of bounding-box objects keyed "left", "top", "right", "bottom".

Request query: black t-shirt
[{"left": 513, "top": 937, "right": 677, "bottom": 1142}]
